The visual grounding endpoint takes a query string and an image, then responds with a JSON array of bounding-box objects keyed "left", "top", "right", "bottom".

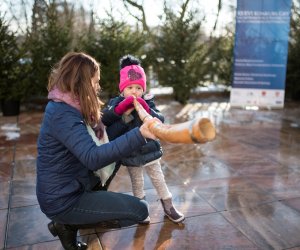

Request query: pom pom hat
[{"left": 119, "top": 65, "right": 147, "bottom": 93}]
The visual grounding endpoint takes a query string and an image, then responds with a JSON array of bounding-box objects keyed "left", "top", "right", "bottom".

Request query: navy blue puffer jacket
[
  {"left": 36, "top": 101, "right": 146, "bottom": 217},
  {"left": 102, "top": 95, "right": 164, "bottom": 166}
]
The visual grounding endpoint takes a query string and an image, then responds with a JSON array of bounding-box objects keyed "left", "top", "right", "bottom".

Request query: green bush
[
  {"left": 151, "top": 4, "right": 206, "bottom": 104},
  {"left": 80, "top": 16, "right": 145, "bottom": 99},
  {"left": 0, "top": 16, "right": 27, "bottom": 101},
  {"left": 26, "top": 0, "right": 73, "bottom": 97}
]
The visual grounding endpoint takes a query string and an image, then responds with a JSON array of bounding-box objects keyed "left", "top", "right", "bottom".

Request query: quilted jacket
[
  {"left": 102, "top": 95, "right": 164, "bottom": 166},
  {"left": 36, "top": 101, "right": 146, "bottom": 217}
]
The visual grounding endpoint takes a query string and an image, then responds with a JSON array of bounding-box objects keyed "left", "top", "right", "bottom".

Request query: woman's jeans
[{"left": 50, "top": 190, "right": 149, "bottom": 227}]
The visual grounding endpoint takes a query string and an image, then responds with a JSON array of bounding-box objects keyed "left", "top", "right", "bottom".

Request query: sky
[
  {"left": 82, "top": 0, "right": 235, "bottom": 35},
  {"left": 1, "top": 0, "right": 236, "bottom": 35}
]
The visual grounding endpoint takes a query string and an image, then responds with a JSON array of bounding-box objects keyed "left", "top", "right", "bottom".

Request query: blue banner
[{"left": 230, "top": 0, "right": 292, "bottom": 107}]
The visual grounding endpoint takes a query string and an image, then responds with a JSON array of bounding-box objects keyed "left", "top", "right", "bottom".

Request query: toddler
[{"left": 102, "top": 55, "right": 184, "bottom": 223}]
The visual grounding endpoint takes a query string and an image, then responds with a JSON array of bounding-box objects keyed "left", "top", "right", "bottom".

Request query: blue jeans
[{"left": 50, "top": 190, "right": 149, "bottom": 227}]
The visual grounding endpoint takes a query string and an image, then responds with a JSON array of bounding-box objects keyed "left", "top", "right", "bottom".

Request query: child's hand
[
  {"left": 114, "top": 96, "right": 134, "bottom": 115},
  {"left": 137, "top": 97, "right": 150, "bottom": 114}
]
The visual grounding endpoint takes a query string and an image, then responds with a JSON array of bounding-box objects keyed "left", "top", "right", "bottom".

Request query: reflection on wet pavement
[{"left": 1, "top": 100, "right": 300, "bottom": 249}]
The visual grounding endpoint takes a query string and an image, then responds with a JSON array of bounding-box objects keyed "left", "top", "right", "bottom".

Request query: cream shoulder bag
[{"left": 86, "top": 125, "right": 115, "bottom": 186}]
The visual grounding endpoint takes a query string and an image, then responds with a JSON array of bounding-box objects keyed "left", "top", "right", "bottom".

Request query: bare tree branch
[
  {"left": 3, "top": 0, "right": 31, "bottom": 34},
  {"left": 212, "top": 0, "right": 222, "bottom": 31},
  {"left": 122, "top": 0, "right": 149, "bottom": 33},
  {"left": 180, "top": 0, "right": 190, "bottom": 20}
]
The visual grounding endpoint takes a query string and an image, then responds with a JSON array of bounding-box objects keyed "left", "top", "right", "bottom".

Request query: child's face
[{"left": 123, "top": 84, "right": 143, "bottom": 98}]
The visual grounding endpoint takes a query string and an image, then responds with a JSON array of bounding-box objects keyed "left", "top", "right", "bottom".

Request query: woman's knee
[{"left": 139, "top": 199, "right": 149, "bottom": 219}]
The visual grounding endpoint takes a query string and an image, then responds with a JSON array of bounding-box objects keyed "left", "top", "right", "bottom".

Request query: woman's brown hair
[{"left": 48, "top": 52, "right": 103, "bottom": 126}]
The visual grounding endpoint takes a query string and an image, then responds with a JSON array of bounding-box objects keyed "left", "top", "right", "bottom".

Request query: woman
[{"left": 36, "top": 52, "right": 158, "bottom": 250}]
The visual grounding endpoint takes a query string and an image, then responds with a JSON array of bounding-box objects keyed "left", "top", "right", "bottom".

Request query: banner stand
[{"left": 230, "top": 0, "right": 292, "bottom": 109}]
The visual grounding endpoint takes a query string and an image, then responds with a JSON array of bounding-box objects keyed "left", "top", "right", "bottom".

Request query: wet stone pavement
[{"left": 0, "top": 98, "right": 300, "bottom": 250}]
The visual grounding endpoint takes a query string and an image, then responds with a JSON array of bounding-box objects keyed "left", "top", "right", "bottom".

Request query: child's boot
[{"left": 160, "top": 198, "right": 185, "bottom": 223}]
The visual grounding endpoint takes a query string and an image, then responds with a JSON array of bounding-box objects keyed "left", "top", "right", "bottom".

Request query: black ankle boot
[{"left": 48, "top": 221, "right": 87, "bottom": 250}]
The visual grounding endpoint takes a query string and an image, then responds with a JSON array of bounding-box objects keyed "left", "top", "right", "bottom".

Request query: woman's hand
[{"left": 139, "top": 117, "right": 161, "bottom": 140}]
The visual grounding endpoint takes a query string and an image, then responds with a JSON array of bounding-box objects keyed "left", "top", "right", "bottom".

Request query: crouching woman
[{"left": 36, "top": 52, "right": 158, "bottom": 250}]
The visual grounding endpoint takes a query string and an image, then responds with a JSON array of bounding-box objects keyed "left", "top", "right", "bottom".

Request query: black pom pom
[{"left": 119, "top": 54, "right": 141, "bottom": 70}]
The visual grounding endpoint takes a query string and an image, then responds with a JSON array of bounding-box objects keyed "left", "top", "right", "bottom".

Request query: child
[{"left": 102, "top": 55, "right": 185, "bottom": 223}]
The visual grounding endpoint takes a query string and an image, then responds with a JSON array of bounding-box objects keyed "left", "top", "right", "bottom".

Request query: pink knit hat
[{"left": 119, "top": 65, "right": 146, "bottom": 93}]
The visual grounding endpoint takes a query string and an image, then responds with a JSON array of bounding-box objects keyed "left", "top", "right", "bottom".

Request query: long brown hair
[{"left": 48, "top": 52, "right": 103, "bottom": 126}]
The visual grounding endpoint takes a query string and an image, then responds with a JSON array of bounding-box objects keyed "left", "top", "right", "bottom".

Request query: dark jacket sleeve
[
  {"left": 102, "top": 97, "right": 130, "bottom": 140},
  {"left": 101, "top": 97, "right": 124, "bottom": 126},
  {"left": 50, "top": 107, "right": 146, "bottom": 171}
]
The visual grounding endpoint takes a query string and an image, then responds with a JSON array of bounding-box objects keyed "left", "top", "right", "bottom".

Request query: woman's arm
[{"left": 51, "top": 108, "right": 147, "bottom": 171}]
